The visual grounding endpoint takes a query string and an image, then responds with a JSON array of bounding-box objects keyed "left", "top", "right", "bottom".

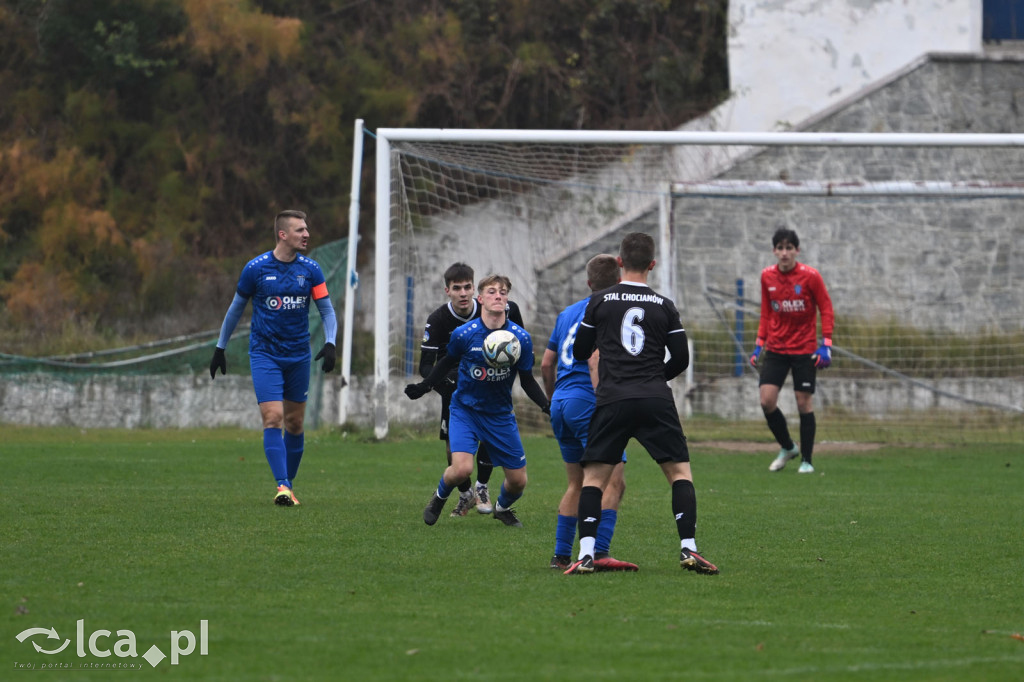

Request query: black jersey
[
  {"left": 420, "top": 299, "right": 524, "bottom": 376},
  {"left": 577, "top": 281, "right": 684, "bottom": 406}
]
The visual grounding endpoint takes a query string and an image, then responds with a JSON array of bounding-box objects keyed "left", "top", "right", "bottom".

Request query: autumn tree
[{"left": 0, "top": 0, "right": 727, "bottom": 351}]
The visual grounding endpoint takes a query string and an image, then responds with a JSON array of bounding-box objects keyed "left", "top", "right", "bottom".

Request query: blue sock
[
  {"left": 436, "top": 476, "right": 455, "bottom": 500},
  {"left": 595, "top": 509, "right": 618, "bottom": 555},
  {"left": 496, "top": 483, "right": 522, "bottom": 510},
  {"left": 263, "top": 428, "right": 289, "bottom": 487},
  {"left": 284, "top": 431, "right": 304, "bottom": 481},
  {"left": 555, "top": 514, "right": 576, "bottom": 557}
]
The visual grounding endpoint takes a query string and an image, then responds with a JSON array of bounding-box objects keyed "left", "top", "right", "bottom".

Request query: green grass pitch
[{"left": 2, "top": 426, "right": 1023, "bottom": 681}]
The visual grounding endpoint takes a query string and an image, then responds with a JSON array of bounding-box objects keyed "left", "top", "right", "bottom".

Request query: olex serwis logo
[{"left": 14, "top": 620, "right": 208, "bottom": 669}]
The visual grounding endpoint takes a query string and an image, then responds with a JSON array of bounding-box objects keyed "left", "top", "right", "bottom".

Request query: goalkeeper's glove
[
  {"left": 404, "top": 381, "right": 431, "bottom": 400},
  {"left": 314, "top": 342, "right": 336, "bottom": 373},
  {"left": 813, "top": 339, "right": 832, "bottom": 369},
  {"left": 209, "top": 347, "right": 226, "bottom": 379},
  {"left": 540, "top": 400, "right": 551, "bottom": 416},
  {"left": 749, "top": 343, "right": 763, "bottom": 368}
]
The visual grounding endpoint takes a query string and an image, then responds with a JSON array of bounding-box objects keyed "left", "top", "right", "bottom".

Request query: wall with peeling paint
[{"left": 711, "top": 0, "right": 981, "bottom": 131}]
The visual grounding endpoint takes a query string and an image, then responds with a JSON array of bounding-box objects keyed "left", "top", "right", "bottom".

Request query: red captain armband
[{"left": 311, "top": 282, "right": 329, "bottom": 300}]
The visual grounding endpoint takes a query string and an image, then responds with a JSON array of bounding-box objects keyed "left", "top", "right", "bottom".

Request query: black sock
[
  {"left": 578, "top": 486, "right": 603, "bottom": 544},
  {"left": 457, "top": 478, "right": 471, "bottom": 494},
  {"left": 672, "top": 479, "right": 697, "bottom": 540},
  {"left": 765, "top": 408, "right": 795, "bottom": 450},
  {"left": 799, "top": 412, "right": 816, "bottom": 463},
  {"left": 476, "top": 444, "right": 493, "bottom": 485}
]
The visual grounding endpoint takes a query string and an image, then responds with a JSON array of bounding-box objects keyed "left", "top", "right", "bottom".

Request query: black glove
[
  {"left": 315, "top": 342, "right": 336, "bottom": 373},
  {"left": 541, "top": 401, "right": 551, "bottom": 415},
  {"left": 404, "top": 382, "right": 431, "bottom": 400},
  {"left": 209, "top": 347, "right": 226, "bottom": 379}
]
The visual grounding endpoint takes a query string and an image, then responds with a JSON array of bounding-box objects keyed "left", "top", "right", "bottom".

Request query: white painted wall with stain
[{"left": 712, "top": 0, "right": 981, "bottom": 131}]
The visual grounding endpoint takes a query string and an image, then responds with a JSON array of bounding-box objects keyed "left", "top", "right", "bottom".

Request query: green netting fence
[{"left": 0, "top": 239, "right": 348, "bottom": 429}]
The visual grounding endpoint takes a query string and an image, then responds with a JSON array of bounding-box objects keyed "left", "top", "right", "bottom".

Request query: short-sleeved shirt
[
  {"left": 446, "top": 319, "right": 534, "bottom": 415},
  {"left": 579, "top": 281, "right": 684, "bottom": 406},
  {"left": 756, "top": 263, "right": 834, "bottom": 355},
  {"left": 546, "top": 298, "right": 594, "bottom": 403},
  {"left": 236, "top": 251, "right": 329, "bottom": 357}
]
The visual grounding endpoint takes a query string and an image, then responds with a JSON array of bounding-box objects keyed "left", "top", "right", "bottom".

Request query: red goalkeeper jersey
[{"left": 756, "top": 263, "right": 834, "bottom": 355}]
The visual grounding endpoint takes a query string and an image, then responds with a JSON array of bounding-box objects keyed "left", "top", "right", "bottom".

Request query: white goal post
[{"left": 371, "top": 129, "right": 1024, "bottom": 440}]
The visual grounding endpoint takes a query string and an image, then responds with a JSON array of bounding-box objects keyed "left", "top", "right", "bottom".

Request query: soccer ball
[{"left": 482, "top": 329, "right": 521, "bottom": 369}]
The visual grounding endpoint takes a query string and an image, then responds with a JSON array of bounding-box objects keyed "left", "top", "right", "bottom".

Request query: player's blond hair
[{"left": 477, "top": 274, "right": 512, "bottom": 294}]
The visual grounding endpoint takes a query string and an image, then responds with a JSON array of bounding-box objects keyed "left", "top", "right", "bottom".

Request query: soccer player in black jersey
[
  {"left": 564, "top": 232, "right": 719, "bottom": 575},
  {"left": 418, "top": 262, "right": 524, "bottom": 517}
]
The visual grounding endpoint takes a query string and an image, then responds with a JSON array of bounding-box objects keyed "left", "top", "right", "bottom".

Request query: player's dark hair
[
  {"left": 619, "top": 232, "right": 655, "bottom": 272},
  {"left": 443, "top": 262, "right": 475, "bottom": 287},
  {"left": 772, "top": 228, "right": 800, "bottom": 249},
  {"left": 586, "top": 254, "right": 619, "bottom": 291},
  {"left": 275, "top": 210, "right": 307, "bottom": 239},
  {"left": 478, "top": 274, "right": 512, "bottom": 294}
]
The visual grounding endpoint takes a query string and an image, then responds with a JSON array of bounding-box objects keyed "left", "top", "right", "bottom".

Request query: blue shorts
[
  {"left": 449, "top": 405, "right": 526, "bottom": 470},
  {"left": 250, "top": 351, "right": 311, "bottom": 404},
  {"left": 551, "top": 396, "right": 626, "bottom": 465}
]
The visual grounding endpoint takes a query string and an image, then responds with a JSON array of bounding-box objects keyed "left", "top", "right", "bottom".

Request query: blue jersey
[
  {"left": 447, "top": 320, "right": 534, "bottom": 415},
  {"left": 546, "top": 298, "right": 595, "bottom": 402},
  {"left": 236, "top": 251, "right": 329, "bottom": 357}
]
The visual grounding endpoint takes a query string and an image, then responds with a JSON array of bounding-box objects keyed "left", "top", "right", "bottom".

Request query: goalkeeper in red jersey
[{"left": 749, "top": 228, "right": 835, "bottom": 473}]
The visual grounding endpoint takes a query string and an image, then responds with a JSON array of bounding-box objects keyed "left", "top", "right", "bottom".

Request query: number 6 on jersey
[{"left": 620, "top": 307, "right": 645, "bottom": 356}]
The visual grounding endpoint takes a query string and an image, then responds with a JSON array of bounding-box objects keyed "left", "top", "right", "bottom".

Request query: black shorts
[
  {"left": 437, "top": 375, "right": 459, "bottom": 440},
  {"left": 439, "top": 394, "right": 451, "bottom": 441},
  {"left": 582, "top": 397, "right": 689, "bottom": 466},
  {"left": 759, "top": 350, "right": 817, "bottom": 394}
]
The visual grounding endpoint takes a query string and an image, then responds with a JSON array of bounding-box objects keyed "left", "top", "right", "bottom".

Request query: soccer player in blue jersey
[
  {"left": 541, "top": 254, "right": 637, "bottom": 572},
  {"left": 418, "top": 262, "right": 525, "bottom": 517},
  {"left": 209, "top": 210, "right": 338, "bottom": 506},
  {"left": 405, "top": 274, "right": 550, "bottom": 527},
  {"left": 564, "top": 232, "right": 718, "bottom": 575}
]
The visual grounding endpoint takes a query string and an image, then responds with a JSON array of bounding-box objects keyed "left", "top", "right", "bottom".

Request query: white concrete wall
[
  {"left": 2, "top": 373, "right": 1018, "bottom": 429},
  {"left": 713, "top": 0, "right": 981, "bottom": 132}
]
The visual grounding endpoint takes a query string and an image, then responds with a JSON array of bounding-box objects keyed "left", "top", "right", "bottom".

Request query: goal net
[{"left": 375, "top": 129, "right": 1024, "bottom": 443}]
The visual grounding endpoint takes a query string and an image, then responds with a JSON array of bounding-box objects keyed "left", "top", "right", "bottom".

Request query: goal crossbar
[
  {"left": 376, "top": 129, "right": 1024, "bottom": 146},
  {"left": 672, "top": 180, "right": 1024, "bottom": 197}
]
